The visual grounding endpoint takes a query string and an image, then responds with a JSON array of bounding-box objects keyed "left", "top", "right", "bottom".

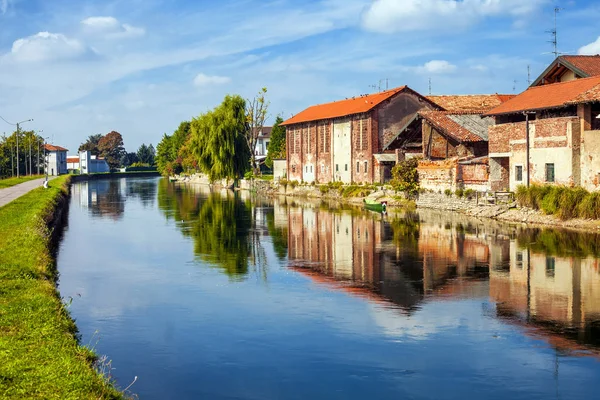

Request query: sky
[{"left": 1, "top": 0, "right": 600, "bottom": 153}]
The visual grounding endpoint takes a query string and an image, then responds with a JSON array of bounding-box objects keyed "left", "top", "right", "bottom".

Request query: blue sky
[{"left": 1, "top": 0, "right": 600, "bottom": 153}]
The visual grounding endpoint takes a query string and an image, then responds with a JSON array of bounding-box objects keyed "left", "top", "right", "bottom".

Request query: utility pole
[
  {"left": 36, "top": 130, "right": 44, "bottom": 175},
  {"left": 0, "top": 117, "right": 33, "bottom": 178}
]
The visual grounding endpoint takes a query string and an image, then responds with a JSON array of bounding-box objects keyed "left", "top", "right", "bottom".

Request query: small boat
[{"left": 364, "top": 198, "right": 387, "bottom": 213}]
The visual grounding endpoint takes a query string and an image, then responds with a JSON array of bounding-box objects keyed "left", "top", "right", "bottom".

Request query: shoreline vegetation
[
  {"left": 0, "top": 175, "right": 44, "bottom": 189},
  {"left": 0, "top": 175, "right": 124, "bottom": 399}
]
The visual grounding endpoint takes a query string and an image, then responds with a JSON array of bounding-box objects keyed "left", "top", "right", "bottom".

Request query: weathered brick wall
[
  {"left": 459, "top": 163, "right": 489, "bottom": 184},
  {"left": 489, "top": 122, "right": 525, "bottom": 154},
  {"left": 351, "top": 114, "right": 374, "bottom": 184},
  {"left": 418, "top": 159, "right": 456, "bottom": 191},
  {"left": 423, "top": 122, "right": 459, "bottom": 159},
  {"left": 317, "top": 120, "right": 333, "bottom": 183},
  {"left": 490, "top": 157, "right": 509, "bottom": 191},
  {"left": 287, "top": 124, "right": 303, "bottom": 181}
]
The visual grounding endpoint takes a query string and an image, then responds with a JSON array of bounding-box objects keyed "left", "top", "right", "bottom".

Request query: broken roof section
[
  {"left": 486, "top": 75, "right": 600, "bottom": 116},
  {"left": 531, "top": 55, "right": 600, "bottom": 87},
  {"left": 419, "top": 111, "right": 493, "bottom": 143},
  {"left": 427, "top": 94, "right": 515, "bottom": 113}
]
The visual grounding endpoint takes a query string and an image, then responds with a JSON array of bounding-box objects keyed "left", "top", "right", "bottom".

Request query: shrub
[
  {"left": 390, "top": 158, "right": 419, "bottom": 195},
  {"left": 244, "top": 171, "right": 254, "bottom": 180},
  {"left": 557, "top": 187, "right": 587, "bottom": 220},
  {"left": 279, "top": 178, "right": 288, "bottom": 187},
  {"left": 328, "top": 181, "right": 343, "bottom": 190},
  {"left": 578, "top": 192, "right": 600, "bottom": 220},
  {"left": 464, "top": 189, "right": 475, "bottom": 199},
  {"left": 455, "top": 189, "right": 464, "bottom": 198},
  {"left": 444, "top": 189, "right": 452, "bottom": 197},
  {"left": 319, "top": 185, "right": 329, "bottom": 194},
  {"left": 290, "top": 180, "right": 299, "bottom": 188},
  {"left": 540, "top": 186, "right": 565, "bottom": 215}
]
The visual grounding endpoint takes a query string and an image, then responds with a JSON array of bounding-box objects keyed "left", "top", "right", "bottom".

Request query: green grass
[
  {"left": 515, "top": 184, "right": 600, "bottom": 221},
  {"left": 0, "top": 175, "right": 44, "bottom": 189},
  {"left": 256, "top": 174, "right": 273, "bottom": 181},
  {"left": 0, "top": 176, "right": 124, "bottom": 399}
]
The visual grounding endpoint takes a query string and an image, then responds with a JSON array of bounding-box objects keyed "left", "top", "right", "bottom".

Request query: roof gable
[
  {"left": 282, "top": 86, "right": 422, "bottom": 126},
  {"left": 419, "top": 111, "right": 491, "bottom": 143},
  {"left": 531, "top": 55, "right": 600, "bottom": 87},
  {"left": 487, "top": 75, "right": 600, "bottom": 116}
]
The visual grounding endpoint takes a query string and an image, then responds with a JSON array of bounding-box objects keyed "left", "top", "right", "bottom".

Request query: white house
[
  {"left": 44, "top": 144, "right": 68, "bottom": 176},
  {"left": 79, "top": 151, "right": 110, "bottom": 174},
  {"left": 254, "top": 126, "right": 272, "bottom": 161}
]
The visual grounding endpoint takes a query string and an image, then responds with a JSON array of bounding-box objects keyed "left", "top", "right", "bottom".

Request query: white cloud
[
  {"left": 193, "top": 73, "right": 231, "bottom": 87},
  {"left": 578, "top": 36, "right": 600, "bottom": 55},
  {"left": 362, "top": 0, "right": 547, "bottom": 33},
  {"left": 10, "top": 32, "right": 89, "bottom": 63},
  {"left": 420, "top": 60, "right": 457, "bottom": 74},
  {"left": 81, "top": 16, "right": 145, "bottom": 39}
]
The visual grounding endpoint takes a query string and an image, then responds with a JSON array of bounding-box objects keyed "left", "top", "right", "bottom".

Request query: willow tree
[{"left": 191, "top": 95, "right": 250, "bottom": 181}]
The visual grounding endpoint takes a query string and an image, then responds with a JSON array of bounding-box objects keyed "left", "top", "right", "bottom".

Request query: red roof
[
  {"left": 419, "top": 111, "right": 487, "bottom": 143},
  {"left": 487, "top": 75, "right": 600, "bottom": 116},
  {"left": 427, "top": 94, "right": 514, "bottom": 112},
  {"left": 281, "top": 86, "right": 410, "bottom": 126},
  {"left": 44, "top": 144, "right": 68, "bottom": 152},
  {"left": 561, "top": 55, "right": 600, "bottom": 77},
  {"left": 66, "top": 156, "right": 79, "bottom": 163}
]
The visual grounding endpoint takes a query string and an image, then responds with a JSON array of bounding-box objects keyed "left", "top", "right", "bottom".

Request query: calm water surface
[{"left": 57, "top": 177, "right": 600, "bottom": 399}]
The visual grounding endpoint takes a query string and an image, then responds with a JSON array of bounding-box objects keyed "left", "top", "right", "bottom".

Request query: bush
[
  {"left": 444, "top": 189, "right": 452, "bottom": 197},
  {"left": 464, "top": 189, "right": 475, "bottom": 199},
  {"left": 515, "top": 184, "right": 600, "bottom": 221},
  {"left": 244, "top": 171, "right": 254, "bottom": 180},
  {"left": 279, "top": 178, "right": 288, "bottom": 186},
  {"left": 319, "top": 185, "right": 329, "bottom": 194},
  {"left": 390, "top": 158, "right": 419, "bottom": 195},
  {"left": 455, "top": 189, "right": 464, "bottom": 198},
  {"left": 289, "top": 180, "right": 299, "bottom": 188},
  {"left": 578, "top": 192, "right": 600, "bottom": 219},
  {"left": 328, "top": 181, "right": 343, "bottom": 190}
]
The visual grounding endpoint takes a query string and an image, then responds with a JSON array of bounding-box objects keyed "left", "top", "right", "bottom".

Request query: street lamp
[
  {"left": 0, "top": 116, "right": 34, "bottom": 178},
  {"left": 43, "top": 136, "right": 50, "bottom": 185},
  {"left": 36, "top": 130, "right": 44, "bottom": 175}
]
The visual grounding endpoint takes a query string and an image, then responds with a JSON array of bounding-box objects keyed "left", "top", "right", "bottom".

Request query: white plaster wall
[
  {"left": 333, "top": 120, "right": 352, "bottom": 183},
  {"left": 332, "top": 213, "right": 353, "bottom": 279},
  {"left": 581, "top": 130, "right": 600, "bottom": 191},
  {"left": 273, "top": 159, "right": 287, "bottom": 180}
]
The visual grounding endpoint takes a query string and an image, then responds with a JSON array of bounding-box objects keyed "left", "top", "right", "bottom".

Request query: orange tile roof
[
  {"left": 486, "top": 75, "right": 600, "bottom": 115},
  {"left": 562, "top": 55, "right": 600, "bottom": 77},
  {"left": 427, "top": 94, "right": 514, "bottom": 112},
  {"left": 44, "top": 144, "right": 68, "bottom": 152},
  {"left": 66, "top": 156, "right": 79, "bottom": 163},
  {"left": 419, "top": 111, "right": 486, "bottom": 143},
  {"left": 281, "top": 86, "right": 409, "bottom": 126}
]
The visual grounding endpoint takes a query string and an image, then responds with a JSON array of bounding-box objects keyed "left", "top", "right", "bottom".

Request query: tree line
[
  {"left": 77, "top": 131, "right": 156, "bottom": 170},
  {"left": 155, "top": 88, "right": 286, "bottom": 180},
  {"left": 0, "top": 131, "right": 46, "bottom": 178}
]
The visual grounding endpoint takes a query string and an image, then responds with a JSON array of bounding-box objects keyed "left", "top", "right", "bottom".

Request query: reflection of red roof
[
  {"left": 487, "top": 75, "right": 600, "bottom": 115},
  {"left": 66, "top": 157, "right": 79, "bottom": 163},
  {"left": 44, "top": 144, "right": 68, "bottom": 152},
  {"left": 282, "top": 86, "right": 409, "bottom": 126},
  {"left": 427, "top": 94, "right": 514, "bottom": 112}
]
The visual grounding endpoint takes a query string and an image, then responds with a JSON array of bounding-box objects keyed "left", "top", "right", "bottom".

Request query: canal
[{"left": 57, "top": 177, "right": 600, "bottom": 399}]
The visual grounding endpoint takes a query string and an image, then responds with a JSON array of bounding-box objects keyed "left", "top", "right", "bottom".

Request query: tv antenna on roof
[
  {"left": 546, "top": 6, "right": 563, "bottom": 58},
  {"left": 513, "top": 79, "right": 518, "bottom": 93},
  {"left": 428, "top": 78, "right": 432, "bottom": 95}
]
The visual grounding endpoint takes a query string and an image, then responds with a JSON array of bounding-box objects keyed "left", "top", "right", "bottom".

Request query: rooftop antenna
[
  {"left": 428, "top": 78, "right": 432, "bottom": 95},
  {"left": 527, "top": 65, "right": 532, "bottom": 86},
  {"left": 513, "top": 79, "right": 518, "bottom": 93},
  {"left": 369, "top": 84, "right": 377, "bottom": 93},
  {"left": 547, "top": 6, "right": 562, "bottom": 58}
]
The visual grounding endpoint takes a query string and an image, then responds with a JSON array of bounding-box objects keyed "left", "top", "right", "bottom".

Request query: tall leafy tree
[
  {"left": 98, "top": 131, "right": 126, "bottom": 170},
  {"left": 190, "top": 94, "right": 250, "bottom": 181},
  {"left": 137, "top": 143, "right": 156, "bottom": 165},
  {"left": 155, "top": 121, "right": 191, "bottom": 176},
  {"left": 78, "top": 134, "right": 103, "bottom": 156},
  {"left": 265, "top": 115, "right": 286, "bottom": 169},
  {"left": 245, "top": 87, "right": 270, "bottom": 175}
]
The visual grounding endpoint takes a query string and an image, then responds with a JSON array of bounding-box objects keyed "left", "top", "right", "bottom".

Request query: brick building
[
  {"left": 281, "top": 86, "right": 439, "bottom": 184},
  {"left": 531, "top": 55, "right": 600, "bottom": 86},
  {"left": 486, "top": 75, "right": 600, "bottom": 191}
]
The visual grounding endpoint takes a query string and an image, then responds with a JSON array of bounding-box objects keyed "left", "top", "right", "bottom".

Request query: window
[
  {"left": 546, "top": 257, "right": 556, "bottom": 277},
  {"left": 364, "top": 161, "right": 368, "bottom": 173},
  {"left": 310, "top": 165, "right": 313, "bottom": 173},
  {"left": 516, "top": 252, "right": 523, "bottom": 269},
  {"left": 321, "top": 165, "right": 324, "bottom": 174},
  {"left": 345, "top": 164, "right": 348, "bottom": 172},
  {"left": 515, "top": 165, "right": 523, "bottom": 182},
  {"left": 336, "top": 164, "right": 339, "bottom": 172},
  {"left": 545, "top": 163, "right": 555, "bottom": 183},
  {"left": 356, "top": 162, "right": 360, "bottom": 173}
]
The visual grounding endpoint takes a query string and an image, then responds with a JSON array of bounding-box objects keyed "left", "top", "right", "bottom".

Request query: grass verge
[
  {"left": 0, "top": 175, "right": 123, "bottom": 399},
  {"left": 0, "top": 175, "right": 44, "bottom": 189},
  {"left": 515, "top": 184, "right": 600, "bottom": 220}
]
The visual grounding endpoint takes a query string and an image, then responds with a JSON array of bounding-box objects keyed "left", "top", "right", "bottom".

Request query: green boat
[{"left": 364, "top": 198, "right": 387, "bottom": 213}]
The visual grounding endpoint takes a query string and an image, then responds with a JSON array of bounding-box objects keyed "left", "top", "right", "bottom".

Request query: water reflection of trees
[
  {"left": 157, "top": 179, "right": 281, "bottom": 280},
  {"left": 126, "top": 179, "right": 157, "bottom": 207}
]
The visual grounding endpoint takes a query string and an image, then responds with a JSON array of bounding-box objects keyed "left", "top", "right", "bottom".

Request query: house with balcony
[{"left": 486, "top": 75, "right": 600, "bottom": 192}]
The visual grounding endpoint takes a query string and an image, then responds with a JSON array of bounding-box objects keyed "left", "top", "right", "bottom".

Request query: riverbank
[{"left": 0, "top": 175, "right": 123, "bottom": 399}]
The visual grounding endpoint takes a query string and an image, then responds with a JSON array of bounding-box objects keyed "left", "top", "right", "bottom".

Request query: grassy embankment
[
  {"left": 0, "top": 176, "right": 123, "bottom": 399},
  {"left": 0, "top": 175, "right": 44, "bottom": 189},
  {"left": 516, "top": 184, "right": 600, "bottom": 220}
]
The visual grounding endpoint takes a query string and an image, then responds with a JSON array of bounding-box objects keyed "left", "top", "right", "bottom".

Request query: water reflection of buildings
[{"left": 286, "top": 206, "right": 600, "bottom": 353}]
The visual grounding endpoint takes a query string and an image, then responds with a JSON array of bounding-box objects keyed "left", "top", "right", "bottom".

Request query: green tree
[
  {"left": 390, "top": 158, "right": 419, "bottom": 196},
  {"left": 78, "top": 134, "right": 103, "bottom": 156},
  {"left": 245, "top": 87, "right": 270, "bottom": 175},
  {"left": 190, "top": 95, "right": 250, "bottom": 181},
  {"left": 137, "top": 143, "right": 156, "bottom": 165},
  {"left": 98, "top": 131, "right": 125, "bottom": 170},
  {"left": 155, "top": 121, "right": 191, "bottom": 176},
  {"left": 265, "top": 115, "right": 286, "bottom": 169}
]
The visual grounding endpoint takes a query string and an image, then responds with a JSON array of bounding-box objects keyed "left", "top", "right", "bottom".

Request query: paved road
[{"left": 0, "top": 177, "right": 55, "bottom": 208}]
